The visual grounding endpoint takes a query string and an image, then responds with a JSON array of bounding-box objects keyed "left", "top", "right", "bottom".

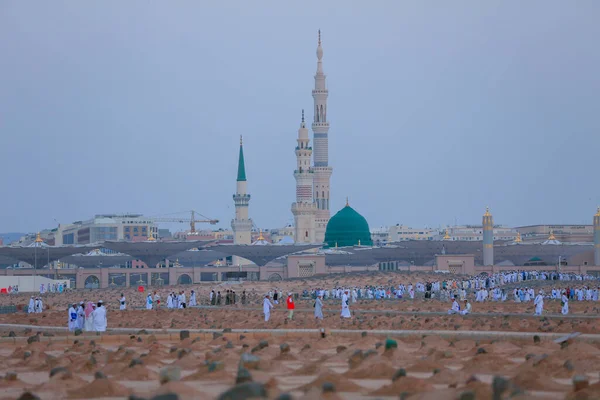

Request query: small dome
[{"left": 324, "top": 204, "right": 373, "bottom": 248}]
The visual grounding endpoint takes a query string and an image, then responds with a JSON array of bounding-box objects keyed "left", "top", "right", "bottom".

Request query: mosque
[{"left": 231, "top": 30, "right": 373, "bottom": 249}]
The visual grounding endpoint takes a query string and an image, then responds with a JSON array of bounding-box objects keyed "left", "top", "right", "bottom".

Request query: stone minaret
[
  {"left": 312, "top": 30, "right": 333, "bottom": 243},
  {"left": 292, "top": 110, "right": 317, "bottom": 243},
  {"left": 231, "top": 136, "right": 252, "bottom": 246},
  {"left": 594, "top": 207, "right": 600, "bottom": 266},
  {"left": 482, "top": 207, "right": 494, "bottom": 266}
]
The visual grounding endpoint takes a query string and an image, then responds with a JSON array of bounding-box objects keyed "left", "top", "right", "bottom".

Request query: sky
[{"left": 1, "top": 1, "right": 599, "bottom": 234}]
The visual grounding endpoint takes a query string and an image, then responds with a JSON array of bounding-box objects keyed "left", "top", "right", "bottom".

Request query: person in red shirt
[{"left": 286, "top": 292, "right": 295, "bottom": 320}]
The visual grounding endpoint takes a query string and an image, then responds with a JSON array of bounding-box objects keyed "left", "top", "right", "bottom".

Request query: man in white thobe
[
  {"left": 120, "top": 294, "right": 126, "bottom": 311},
  {"left": 460, "top": 300, "right": 472, "bottom": 315},
  {"left": 189, "top": 290, "right": 197, "bottom": 307},
  {"left": 153, "top": 292, "right": 161, "bottom": 309},
  {"left": 448, "top": 298, "right": 460, "bottom": 314},
  {"left": 341, "top": 290, "right": 351, "bottom": 319},
  {"left": 534, "top": 290, "right": 544, "bottom": 316},
  {"left": 28, "top": 297, "right": 35, "bottom": 314},
  {"left": 263, "top": 295, "right": 274, "bottom": 322},
  {"left": 68, "top": 304, "right": 77, "bottom": 331},
  {"left": 76, "top": 302, "right": 85, "bottom": 330},
  {"left": 561, "top": 291, "right": 569, "bottom": 315},
  {"left": 35, "top": 298, "right": 43, "bottom": 313},
  {"left": 179, "top": 291, "right": 186, "bottom": 309},
  {"left": 92, "top": 301, "right": 107, "bottom": 332},
  {"left": 146, "top": 294, "right": 153, "bottom": 310}
]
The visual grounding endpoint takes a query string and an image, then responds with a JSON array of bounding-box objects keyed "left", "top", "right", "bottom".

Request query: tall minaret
[
  {"left": 312, "top": 30, "right": 333, "bottom": 243},
  {"left": 482, "top": 207, "right": 494, "bottom": 266},
  {"left": 292, "top": 110, "right": 317, "bottom": 243},
  {"left": 594, "top": 207, "right": 600, "bottom": 266},
  {"left": 231, "top": 136, "right": 252, "bottom": 246}
]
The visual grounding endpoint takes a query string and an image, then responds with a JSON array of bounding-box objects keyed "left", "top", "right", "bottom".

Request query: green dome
[{"left": 324, "top": 204, "right": 373, "bottom": 248}]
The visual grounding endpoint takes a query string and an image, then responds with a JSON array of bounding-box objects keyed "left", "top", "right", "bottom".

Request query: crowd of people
[
  {"left": 17, "top": 269, "right": 600, "bottom": 333},
  {"left": 67, "top": 300, "right": 107, "bottom": 332},
  {"left": 262, "top": 289, "right": 352, "bottom": 322}
]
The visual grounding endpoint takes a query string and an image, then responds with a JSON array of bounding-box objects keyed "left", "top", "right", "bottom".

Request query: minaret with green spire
[
  {"left": 237, "top": 135, "right": 246, "bottom": 182},
  {"left": 231, "top": 135, "right": 252, "bottom": 246}
]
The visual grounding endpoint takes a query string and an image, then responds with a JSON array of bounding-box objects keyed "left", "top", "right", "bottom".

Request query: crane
[{"left": 151, "top": 210, "right": 219, "bottom": 233}]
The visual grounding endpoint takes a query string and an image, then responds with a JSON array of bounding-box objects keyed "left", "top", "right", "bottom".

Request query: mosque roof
[
  {"left": 324, "top": 202, "right": 373, "bottom": 248},
  {"left": 322, "top": 241, "right": 592, "bottom": 267},
  {"left": 61, "top": 255, "right": 134, "bottom": 268},
  {"left": 101, "top": 240, "right": 213, "bottom": 268},
  {"left": 209, "top": 244, "right": 320, "bottom": 266},
  {"left": 0, "top": 246, "right": 91, "bottom": 268}
]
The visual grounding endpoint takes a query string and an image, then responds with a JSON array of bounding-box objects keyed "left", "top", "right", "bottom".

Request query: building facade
[
  {"left": 515, "top": 224, "right": 593, "bottom": 243},
  {"left": 55, "top": 214, "right": 158, "bottom": 245},
  {"left": 443, "top": 225, "right": 517, "bottom": 241},
  {"left": 389, "top": 225, "right": 438, "bottom": 241}
]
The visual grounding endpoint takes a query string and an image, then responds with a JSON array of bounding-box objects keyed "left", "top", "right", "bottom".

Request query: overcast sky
[{"left": 1, "top": 1, "right": 599, "bottom": 234}]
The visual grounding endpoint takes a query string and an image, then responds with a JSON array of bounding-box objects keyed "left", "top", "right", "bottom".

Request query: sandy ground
[
  {"left": 0, "top": 329, "right": 599, "bottom": 399},
  {"left": 0, "top": 271, "right": 599, "bottom": 399}
]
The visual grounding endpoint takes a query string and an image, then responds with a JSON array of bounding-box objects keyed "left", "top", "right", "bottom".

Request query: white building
[
  {"left": 390, "top": 225, "right": 438, "bottom": 241},
  {"left": 443, "top": 225, "right": 517, "bottom": 241},
  {"left": 56, "top": 214, "right": 158, "bottom": 245}
]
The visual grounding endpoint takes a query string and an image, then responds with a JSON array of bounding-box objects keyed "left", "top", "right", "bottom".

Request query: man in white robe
[
  {"left": 179, "top": 291, "right": 186, "bottom": 308},
  {"left": 341, "top": 290, "right": 351, "bottom": 319},
  {"left": 167, "top": 294, "right": 174, "bottom": 309},
  {"left": 448, "top": 298, "right": 460, "bottom": 314},
  {"left": 120, "top": 294, "right": 126, "bottom": 310},
  {"left": 68, "top": 304, "right": 77, "bottom": 331},
  {"left": 35, "top": 298, "right": 43, "bottom": 313},
  {"left": 76, "top": 302, "right": 85, "bottom": 329},
  {"left": 146, "top": 294, "right": 153, "bottom": 310},
  {"left": 28, "top": 297, "right": 35, "bottom": 314},
  {"left": 263, "top": 295, "right": 274, "bottom": 322},
  {"left": 189, "top": 290, "right": 197, "bottom": 307},
  {"left": 534, "top": 290, "right": 544, "bottom": 316},
  {"left": 561, "top": 291, "right": 569, "bottom": 315},
  {"left": 92, "top": 301, "right": 107, "bottom": 332},
  {"left": 460, "top": 300, "right": 472, "bottom": 315},
  {"left": 153, "top": 291, "right": 161, "bottom": 309}
]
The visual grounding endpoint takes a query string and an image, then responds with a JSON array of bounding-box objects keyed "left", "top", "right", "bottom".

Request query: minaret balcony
[
  {"left": 295, "top": 146, "right": 312, "bottom": 150},
  {"left": 311, "top": 122, "right": 329, "bottom": 128}
]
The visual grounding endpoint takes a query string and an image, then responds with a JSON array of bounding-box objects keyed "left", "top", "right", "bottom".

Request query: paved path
[
  {"left": 175, "top": 305, "right": 600, "bottom": 320},
  {"left": 2, "top": 323, "right": 600, "bottom": 342}
]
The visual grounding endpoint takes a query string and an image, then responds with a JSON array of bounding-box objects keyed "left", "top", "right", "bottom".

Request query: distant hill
[{"left": 0, "top": 233, "right": 26, "bottom": 245}]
